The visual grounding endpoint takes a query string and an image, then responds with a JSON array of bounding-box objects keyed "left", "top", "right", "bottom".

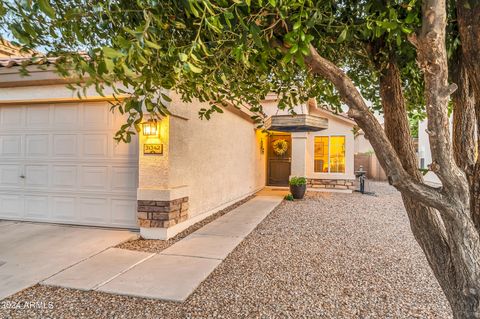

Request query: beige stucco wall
[
  {"left": 354, "top": 132, "right": 374, "bottom": 154},
  {"left": 166, "top": 94, "right": 267, "bottom": 218},
  {"left": 138, "top": 117, "right": 170, "bottom": 189}
]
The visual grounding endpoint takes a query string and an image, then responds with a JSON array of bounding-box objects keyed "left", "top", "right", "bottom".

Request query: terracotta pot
[{"left": 290, "top": 184, "right": 306, "bottom": 199}]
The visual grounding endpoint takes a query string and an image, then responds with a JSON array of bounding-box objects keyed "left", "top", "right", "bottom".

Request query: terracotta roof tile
[{"left": 0, "top": 56, "right": 59, "bottom": 68}]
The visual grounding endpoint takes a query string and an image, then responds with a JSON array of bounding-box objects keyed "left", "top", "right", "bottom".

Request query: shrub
[
  {"left": 289, "top": 176, "right": 307, "bottom": 186},
  {"left": 284, "top": 193, "right": 294, "bottom": 201}
]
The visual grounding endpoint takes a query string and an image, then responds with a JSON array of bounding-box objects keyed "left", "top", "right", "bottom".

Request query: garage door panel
[
  {"left": 26, "top": 105, "right": 51, "bottom": 127},
  {"left": 111, "top": 199, "right": 137, "bottom": 226},
  {"left": 83, "top": 134, "right": 108, "bottom": 157},
  {"left": 53, "top": 134, "right": 77, "bottom": 157},
  {"left": 111, "top": 167, "right": 137, "bottom": 192},
  {"left": 26, "top": 134, "right": 49, "bottom": 157},
  {"left": 83, "top": 104, "right": 109, "bottom": 129},
  {"left": 0, "top": 103, "right": 138, "bottom": 229},
  {"left": 0, "top": 107, "right": 24, "bottom": 128},
  {"left": 51, "top": 196, "right": 77, "bottom": 221},
  {"left": 80, "top": 166, "right": 109, "bottom": 190},
  {"left": 0, "top": 164, "right": 23, "bottom": 187},
  {"left": 24, "top": 195, "right": 49, "bottom": 219},
  {"left": 0, "top": 194, "right": 24, "bottom": 217},
  {"left": 80, "top": 197, "right": 109, "bottom": 223},
  {"left": 51, "top": 166, "right": 77, "bottom": 189},
  {"left": 53, "top": 104, "right": 79, "bottom": 127},
  {"left": 25, "top": 165, "right": 49, "bottom": 188},
  {"left": 0, "top": 135, "right": 23, "bottom": 157}
]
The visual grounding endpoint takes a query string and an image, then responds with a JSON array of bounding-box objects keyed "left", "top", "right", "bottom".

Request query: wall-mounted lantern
[{"left": 142, "top": 119, "right": 158, "bottom": 136}]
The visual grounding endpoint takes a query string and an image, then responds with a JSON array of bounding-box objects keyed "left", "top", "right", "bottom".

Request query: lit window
[
  {"left": 314, "top": 136, "right": 346, "bottom": 173},
  {"left": 314, "top": 136, "right": 329, "bottom": 172}
]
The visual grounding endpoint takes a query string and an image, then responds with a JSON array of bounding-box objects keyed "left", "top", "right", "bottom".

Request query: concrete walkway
[
  {"left": 0, "top": 222, "right": 136, "bottom": 300},
  {"left": 43, "top": 190, "right": 286, "bottom": 301}
]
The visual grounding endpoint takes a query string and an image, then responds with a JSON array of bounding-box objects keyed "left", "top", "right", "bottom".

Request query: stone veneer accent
[
  {"left": 308, "top": 178, "right": 356, "bottom": 190},
  {"left": 137, "top": 197, "right": 189, "bottom": 228}
]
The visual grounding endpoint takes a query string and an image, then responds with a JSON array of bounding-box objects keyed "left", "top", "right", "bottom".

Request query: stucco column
[
  {"left": 291, "top": 132, "right": 308, "bottom": 177},
  {"left": 137, "top": 116, "right": 190, "bottom": 240}
]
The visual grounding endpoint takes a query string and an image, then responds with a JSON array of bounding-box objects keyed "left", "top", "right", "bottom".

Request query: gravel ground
[
  {"left": 0, "top": 182, "right": 452, "bottom": 318},
  {"left": 116, "top": 195, "right": 255, "bottom": 253}
]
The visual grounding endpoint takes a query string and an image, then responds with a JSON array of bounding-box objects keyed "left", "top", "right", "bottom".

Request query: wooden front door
[{"left": 268, "top": 134, "right": 292, "bottom": 186}]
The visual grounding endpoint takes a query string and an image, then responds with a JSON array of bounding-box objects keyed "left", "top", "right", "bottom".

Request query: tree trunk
[
  {"left": 378, "top": 56, "right": 467, "bottom": 317},
  {"left": 398, "top": 1, "right": 480, "bottom": 315},
  {"left": 300, "top": 0, "right": 480, "bottom": 313},
  {"left": 456, "top": 0, "right": 480, "bottom": 234},
  {"left": 456, "top": 0, "right": 480, "bottom": 96},
  {"left": 450, "top": 49, "right": 479, "bottom": 236},
  {"left": 451, "top": 52, "right": 475, "bottom": 174}
]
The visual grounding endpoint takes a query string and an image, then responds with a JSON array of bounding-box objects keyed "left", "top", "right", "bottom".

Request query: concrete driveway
[{"left": 0, "top": 220, "right": 137, "bottom": 300}]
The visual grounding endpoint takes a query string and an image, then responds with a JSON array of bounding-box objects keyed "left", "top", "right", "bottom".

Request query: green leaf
[
  {"left": 38, "top": 0, "right": 55, "bottom": 18},
  {"left": 187, "top": 62, "right": 203, "bottom": 74},
  {"left": 188, "top": 1, "right": 200, "bottom": 17},
  {"left": 145, "top": 40, "right": 161, "bottom": 50},
  {"left": 212, "top": 105, "right": 224, "bottom": 113},
  {"left": 337, "top": 28, "right": 348, "bottom": 43},
  {"left": 405, "top": 12, "right": 416, "bottom": 24},
  {"left": 104, "top": 58, "right": 115, "bottom": 72},
  {"left": 178, "top": 53, "right": 188, "bottom": 62},
  {"left": 145, "top": 99, "right": 155, "bottom": 112},
  {"left": 289, "top": 44, "right": 298, "bottom": 54},
  {"left": 161, "top": 93, "right": 172, "bottom": 102},
  {"left": 300, "top": 45, "right": 309, "bottom": 56},
  {"left": 293, "top": 21, "right": 301, "bottom": 31},
  {"left": 122, "top": 64, "right": 137, "bottom": 77},
  {"left": 10, "top": 25, "right": 30, "bottom": 44},
  {"left": 268, "top": 0, "right": 276, "bottom": 6},
  {"left": 102, "top": 47, "right": 124, "bottom": 58}
]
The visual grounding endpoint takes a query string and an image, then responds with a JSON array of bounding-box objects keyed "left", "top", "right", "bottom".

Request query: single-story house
[{"left": 0, "top": 45, "right": 356, "bottom": 239}]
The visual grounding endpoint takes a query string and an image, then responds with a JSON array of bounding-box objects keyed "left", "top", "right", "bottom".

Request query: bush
[
  {"left": 289, "top": 176, "right": 307, "bottom": 186},
  {"left": 284, "top": 193, "right": 294, "bottom": 201}
]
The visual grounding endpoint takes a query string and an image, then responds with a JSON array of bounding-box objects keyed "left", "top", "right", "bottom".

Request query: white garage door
[{"left": 0, "top": 102, "right": 139, "bottom": 228}]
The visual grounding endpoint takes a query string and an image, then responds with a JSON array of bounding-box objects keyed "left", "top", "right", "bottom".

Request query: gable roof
[{"left": 306, "top": 98, "right": 356, "bottom": 125}]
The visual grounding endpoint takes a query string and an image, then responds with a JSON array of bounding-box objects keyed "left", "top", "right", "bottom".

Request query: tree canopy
[{"left": 1, "top": 0, "right": 426, "bottom": 140}]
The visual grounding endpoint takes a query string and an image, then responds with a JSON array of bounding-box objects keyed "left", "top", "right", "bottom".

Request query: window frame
[{"left": 313, "top": 135, "right": 346, "bottom": 174}]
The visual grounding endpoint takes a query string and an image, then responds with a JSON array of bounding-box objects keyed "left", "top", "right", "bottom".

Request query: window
[
  {"left": 314, "top": 137, "right": 329, "bottom": 172},
  {"left": 314, "top": 136, "right": 346, "bottom": 173}
]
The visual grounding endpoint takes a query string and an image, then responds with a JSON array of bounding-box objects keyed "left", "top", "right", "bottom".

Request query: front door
[{"left": 268, "top": 134, "right": 291, "bottom": 186}]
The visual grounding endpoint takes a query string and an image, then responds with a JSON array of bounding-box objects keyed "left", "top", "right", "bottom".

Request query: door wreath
[{"left": 272, "top": 139, "right": 289, "bottom": 155}]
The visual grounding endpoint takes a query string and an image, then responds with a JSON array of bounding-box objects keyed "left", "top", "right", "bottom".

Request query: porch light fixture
[{"left": 142, "top": 119, "right": 159, "bottom": 136}]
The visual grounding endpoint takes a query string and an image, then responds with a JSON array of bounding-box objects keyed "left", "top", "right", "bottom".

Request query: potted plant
[{"left": 289, "top": 176, "right": 307, "bottom": 199}]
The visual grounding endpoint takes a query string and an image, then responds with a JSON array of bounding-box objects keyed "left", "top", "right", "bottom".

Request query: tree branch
[
  {"left": 415, "top": 0, "right": 469, "bottom": 202},
  {"left": 303, "top": 44, "right": 452, "bottom": 212}
]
